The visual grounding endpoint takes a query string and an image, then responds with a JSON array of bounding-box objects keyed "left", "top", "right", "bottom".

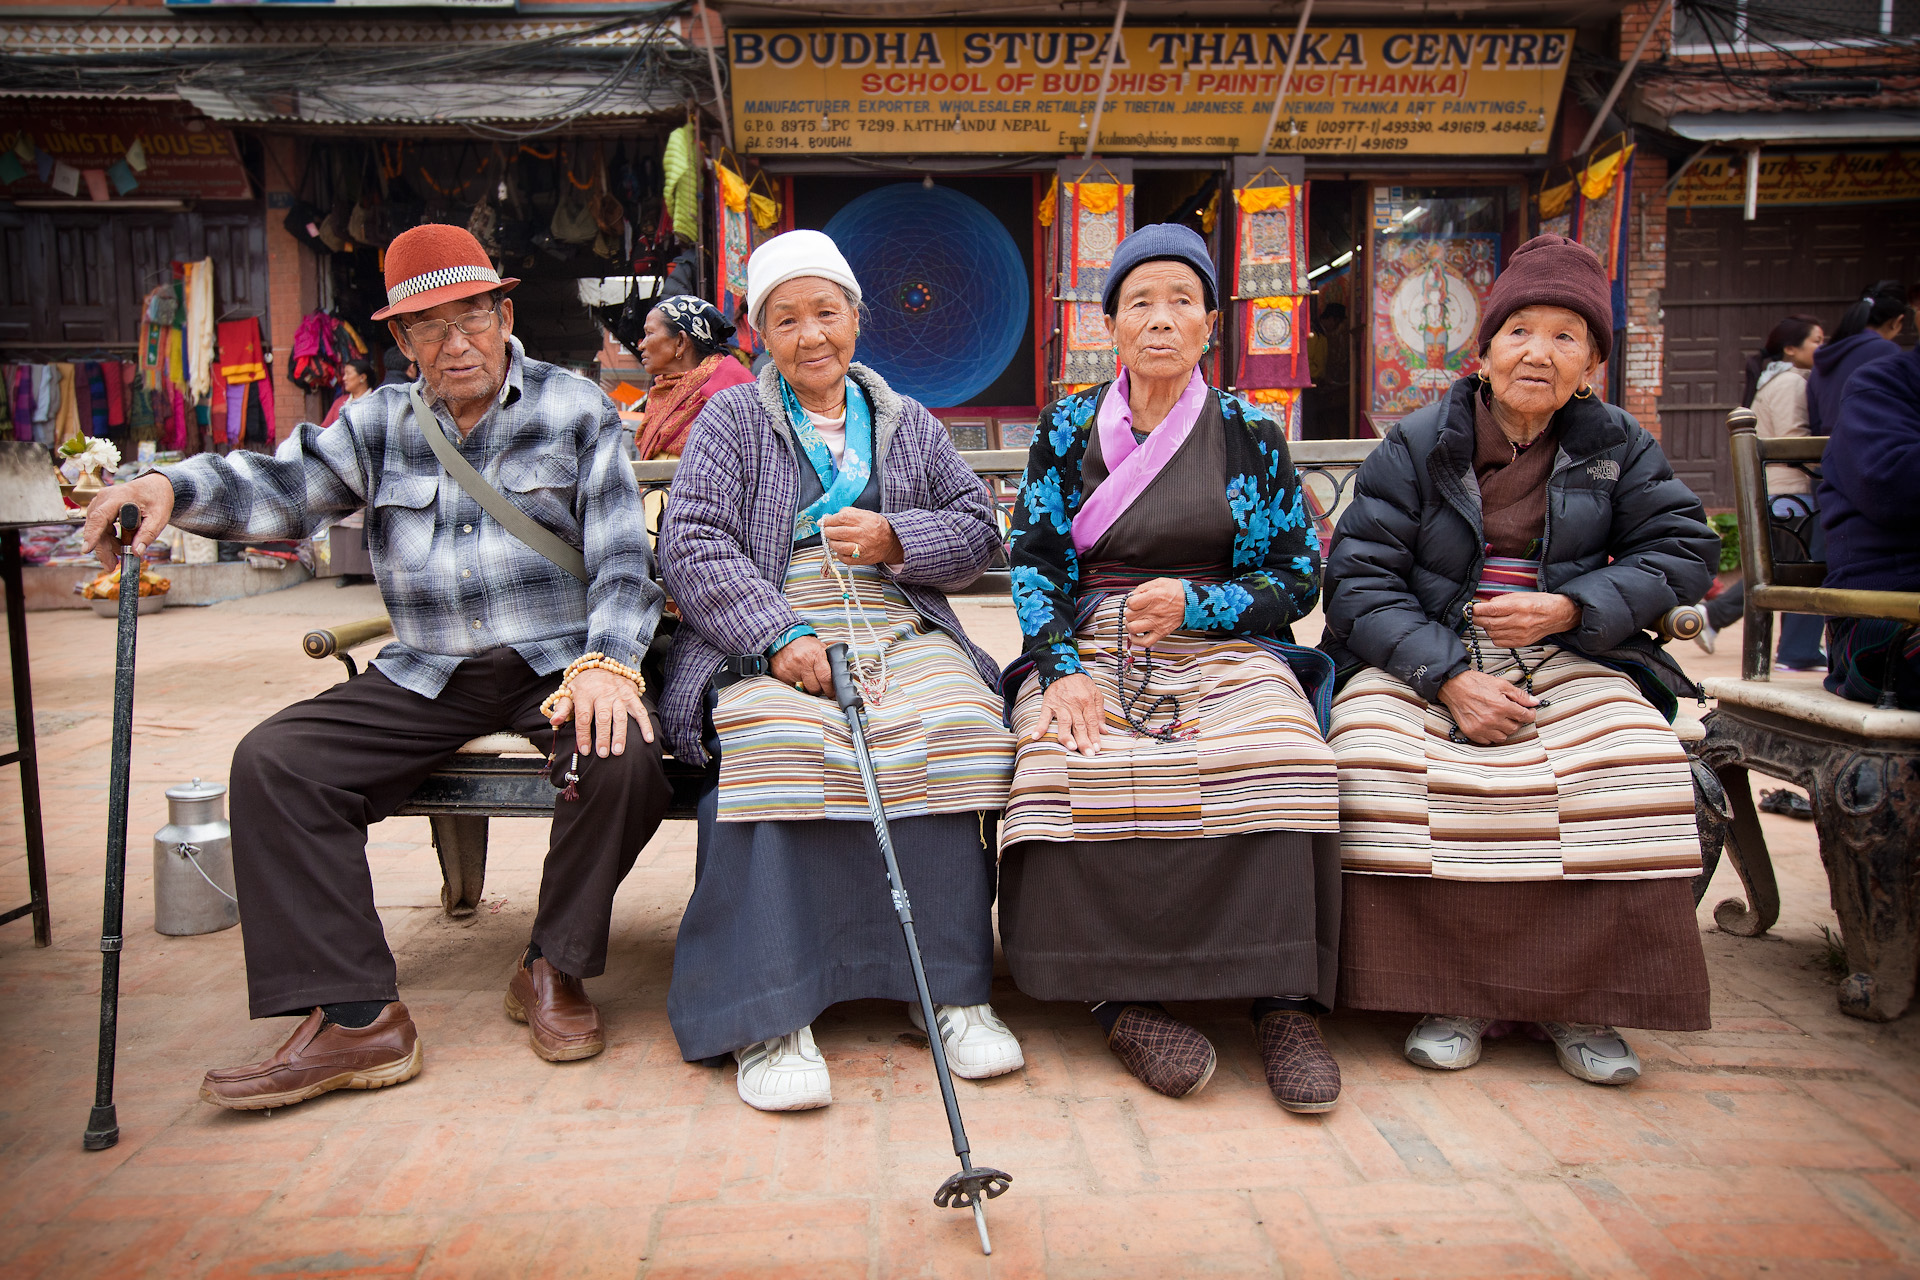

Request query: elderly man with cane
[{"left": 83, "top": 224, "right": 672, "bottom": 1109}]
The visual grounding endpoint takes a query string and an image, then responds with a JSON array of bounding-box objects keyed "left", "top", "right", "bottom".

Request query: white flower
[{"left": 78, "top": 439, "right": 121, "bottom": 474}]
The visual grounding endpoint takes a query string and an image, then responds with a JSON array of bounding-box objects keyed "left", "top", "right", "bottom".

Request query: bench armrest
[
  {"left": 303, "top": 616, "right": 395, "bottom": 660},
  {"left": 1750, "top": 586, "right": 1920, "bottom": 626}
]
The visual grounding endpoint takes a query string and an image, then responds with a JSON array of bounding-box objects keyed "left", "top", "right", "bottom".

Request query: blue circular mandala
[{"left": 822, "top": 184, "right": 1029, "bottom": 407}]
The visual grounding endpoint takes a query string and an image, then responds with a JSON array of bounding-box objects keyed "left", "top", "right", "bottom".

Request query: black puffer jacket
[{"left": 1321, "top": 376, "right": 1718, "bottom": 714}]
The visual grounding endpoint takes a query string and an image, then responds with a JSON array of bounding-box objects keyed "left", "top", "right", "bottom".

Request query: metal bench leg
[
  {"left": 1713, "top": 764, "right": 1782, "bottom": 938},
  {"left": 430, "top": 815, "right": 489, "bottom": 918},
  {"left": 1817, "top": 752, "right": 1920, "bottom": 1022}
]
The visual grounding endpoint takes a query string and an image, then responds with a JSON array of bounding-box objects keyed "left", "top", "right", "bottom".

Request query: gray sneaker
[
  {"left": 1404, "top": 1015, "right": 1491, "bottom": 1070},
  {"left": 1540, "top": 1022, "right": 1641, "bottom": 1085}
]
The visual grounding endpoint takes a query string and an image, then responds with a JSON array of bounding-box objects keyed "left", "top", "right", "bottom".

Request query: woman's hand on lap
[
  {"left": 820, "top": 509, "right": 902, "bottom": 567},
  {"left": 1473, "top": 592, "right": 1580, "bottom": 647},
  {"left": 1438, "top": 670, "right": 1539, "bottom": 745},
  {"left": 1036, "top": 674, "right": 1106, "bottom": 757},
  {"left": 1123, "top": 578, "right": 1186, "bottom": 648},
  {"left": 771, "top": 634, "right": 833, "bottom": 696}
]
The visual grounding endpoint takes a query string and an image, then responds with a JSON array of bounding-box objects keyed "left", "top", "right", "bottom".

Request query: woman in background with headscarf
[{"left": 635, "top": 295, "right": 754, "bottom": 460}]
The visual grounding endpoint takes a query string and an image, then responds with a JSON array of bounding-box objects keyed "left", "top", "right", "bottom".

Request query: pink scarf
[{"left": 1071, "top": 367, "right": 1210, "bottom": 553}]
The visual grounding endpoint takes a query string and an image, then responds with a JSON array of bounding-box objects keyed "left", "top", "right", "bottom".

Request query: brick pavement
[{"left": 3, "top": 582, "right": 1918, "bottom": 1278}]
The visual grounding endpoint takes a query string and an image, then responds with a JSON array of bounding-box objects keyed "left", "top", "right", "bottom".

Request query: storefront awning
[
  {"left": 1669, "top": 110, "right": 1920, "bottom": 144},
  {"left": 176, "top": 77, "right": 685, "bottom": 126}
]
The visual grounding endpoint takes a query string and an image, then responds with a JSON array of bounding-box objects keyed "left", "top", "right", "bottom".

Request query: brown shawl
[
  {"left": 1473, "top": 393, "right": 1559, "bottom": 559},
  {"left": 635, "top": 353, "right": 727, "bottom": 460}
]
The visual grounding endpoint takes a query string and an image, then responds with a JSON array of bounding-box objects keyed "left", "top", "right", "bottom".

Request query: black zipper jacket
[{"left": 1319, "top": 376, "right": 1719, "bottom": 718}]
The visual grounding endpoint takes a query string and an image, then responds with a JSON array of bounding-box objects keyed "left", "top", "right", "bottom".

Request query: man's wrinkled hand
[
  {"left": 548, "top": 667, "right": 653, "bottom": 758},
  {"left": 82, "top": 473, "right": 175, "bottom": 567}
]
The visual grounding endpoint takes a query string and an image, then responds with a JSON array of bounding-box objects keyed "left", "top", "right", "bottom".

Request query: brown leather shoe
[
  {"left": 1254, "top": 1009, "right": 1342, "bottom": 1113},
  {"left": 506, "top": 957, "right": 605, "bottom": 1062},
  {"left": 200, "top": 1003, "right": 421, "bottom": 1111},
  {"left": 1106, "top": 1004, "right": 1216, "bottom": 1098}
]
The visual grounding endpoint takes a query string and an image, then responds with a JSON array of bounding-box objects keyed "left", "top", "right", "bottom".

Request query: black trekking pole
[
  {"left": 83, "top": 503, "right": 141, "bottom": 1152},
  {"left": 826, "top": 642, "right": 1010, "bottom": 1254}
]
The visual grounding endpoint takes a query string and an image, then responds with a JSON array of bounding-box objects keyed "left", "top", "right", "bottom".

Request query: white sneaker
[
  {"left": 908, "top": 1002, "right": 1025, "bottom": 1079},
  {"left": 1694, "top": 622, "right": 1718, "bottom": 655},
  {"left": 1541, "top": 1022, "right": 1641, "bottom": 1085},
  {"left": 1404, "top": 1015, "right": 1492, "bottom": 1070},
  {"left": 734, "top": 1025, "right": 832, "bottom": 1111}
]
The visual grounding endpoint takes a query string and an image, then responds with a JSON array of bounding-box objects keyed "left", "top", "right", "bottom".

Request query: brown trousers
[{"left": 228, "top": 647, "right": 670, "bottom": 1019}]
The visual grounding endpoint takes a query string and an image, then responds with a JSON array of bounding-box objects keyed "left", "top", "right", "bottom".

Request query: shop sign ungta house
[
  {"left": 730, "top": 26, "right": 1571, "bottom": 156},
  {"left": 1, "top": 102, "right": 251, "bottom": 200}
]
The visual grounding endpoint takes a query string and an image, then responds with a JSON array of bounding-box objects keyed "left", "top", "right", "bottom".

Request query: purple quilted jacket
[{"left": 658, "top": 362, "right": 1003, "bottom": 764}]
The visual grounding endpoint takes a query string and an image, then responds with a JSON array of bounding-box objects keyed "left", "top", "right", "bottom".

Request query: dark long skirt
[
  {"left": 998, "top": 832, "right": 1341, "bottom": 1007},
  {"left": 1338, "top": 874, "right": 1712, "bottom": 1030},
  {"left": 667, "top": 786, "right": 998, "bottom": 1062}
]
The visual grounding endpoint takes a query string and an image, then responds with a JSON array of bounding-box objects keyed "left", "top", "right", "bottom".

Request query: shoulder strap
[{"left": 408, "top": 386, "right": 589, "bottom": 583}]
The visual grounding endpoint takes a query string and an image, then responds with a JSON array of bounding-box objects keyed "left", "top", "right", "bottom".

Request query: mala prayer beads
[{"left": 539, "top": 652, "right": 647, "bottom": 722}]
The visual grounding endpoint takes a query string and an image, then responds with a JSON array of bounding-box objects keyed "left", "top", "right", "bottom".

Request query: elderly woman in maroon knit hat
[{"left": 1319, "top": 235, "right": 1719, "bottom": 1086}]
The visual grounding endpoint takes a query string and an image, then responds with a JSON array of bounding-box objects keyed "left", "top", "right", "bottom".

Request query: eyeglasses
[{"left": 403, "top": 303, "right": 499, "bottom": 347}]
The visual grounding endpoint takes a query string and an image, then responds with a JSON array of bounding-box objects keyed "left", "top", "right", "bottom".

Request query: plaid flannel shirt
[{"left": 163, "top": 339, "right": 661, "bottom": 699}]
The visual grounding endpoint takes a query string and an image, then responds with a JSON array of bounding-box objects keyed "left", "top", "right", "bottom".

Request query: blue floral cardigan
[{"left": 1004, "top": 382, "right": 1333, "bottom": 722}]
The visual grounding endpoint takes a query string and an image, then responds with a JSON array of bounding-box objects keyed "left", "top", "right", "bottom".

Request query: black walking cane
[
  {"left": 83, "top": 504, "right": 141, "bottom": 1152},
  {"left": 826, "top": 642, "right": 1010, "bottom": 1254}
]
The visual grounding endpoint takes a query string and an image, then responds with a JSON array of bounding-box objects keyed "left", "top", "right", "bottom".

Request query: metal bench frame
[{"left": 1697, "top": 409, "right": 1920, "bottom": 1020}]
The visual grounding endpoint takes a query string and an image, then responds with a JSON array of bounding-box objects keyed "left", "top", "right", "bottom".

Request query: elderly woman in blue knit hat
[{"left": 999, "top": 223, "right": 1342, "bottom": 1111}]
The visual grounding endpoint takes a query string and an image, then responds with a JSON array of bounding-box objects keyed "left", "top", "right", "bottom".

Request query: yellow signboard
[
  {"left": 729, "top": 26, "right": 1570, "bottom": 156},
  {"left": 1671, "top": 152, "right": 1920, "bottom": 207}
]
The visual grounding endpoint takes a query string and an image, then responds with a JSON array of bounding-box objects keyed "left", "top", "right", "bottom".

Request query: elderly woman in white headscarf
[{"left": 658, "top": 231, "right": 1023, "bottom": 1113}]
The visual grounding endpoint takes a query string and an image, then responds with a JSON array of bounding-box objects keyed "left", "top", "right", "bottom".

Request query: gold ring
[
  {"left": 852, "top": 544, "right": 861, "bottom": 559},
  {"left": 795, "top": 681, "right": 804, "bottom": 689}
]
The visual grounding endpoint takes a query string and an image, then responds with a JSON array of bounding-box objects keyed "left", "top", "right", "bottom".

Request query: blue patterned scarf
[{"left": 782, "top": 375, "right": 873, "bottom": 541}]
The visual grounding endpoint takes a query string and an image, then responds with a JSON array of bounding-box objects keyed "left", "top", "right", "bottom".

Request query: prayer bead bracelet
[{"left": 539, "top": 652, "right": 647, "bottom": 720}]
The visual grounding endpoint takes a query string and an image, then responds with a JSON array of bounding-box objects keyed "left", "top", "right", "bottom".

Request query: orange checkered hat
[{"left": 371, "top": 223, "right": 520, "bottom": 321}]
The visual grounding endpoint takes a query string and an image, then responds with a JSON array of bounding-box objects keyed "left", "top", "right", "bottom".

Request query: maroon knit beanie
[{"left": 1475, "top": 234, "right": 1613, "bottom": 362}]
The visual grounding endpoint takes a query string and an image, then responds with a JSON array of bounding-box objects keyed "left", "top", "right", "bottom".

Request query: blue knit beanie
[{"left": 1101, "top": 223, "right": 1219, "bottom": 315}]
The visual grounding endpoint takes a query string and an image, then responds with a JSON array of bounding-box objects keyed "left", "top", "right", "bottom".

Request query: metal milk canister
[{"left": 153, "top": 778, "right": 239, "bottom": 935}]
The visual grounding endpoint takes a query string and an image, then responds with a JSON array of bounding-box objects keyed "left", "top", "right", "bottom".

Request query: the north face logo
[{"left": 1587, "top": 460, "right": 1621, "bottom": 482}]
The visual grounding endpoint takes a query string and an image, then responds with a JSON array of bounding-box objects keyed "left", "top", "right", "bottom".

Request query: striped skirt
[
  {"left": 1000, "top": 593, "right": 1338, "bottom": 848},
  {"left": 711, "top": 546, "right": 1014, "bottom": 823},
  {"left": 1328, "top": 639, "right": 1702, "bottom": 882}
]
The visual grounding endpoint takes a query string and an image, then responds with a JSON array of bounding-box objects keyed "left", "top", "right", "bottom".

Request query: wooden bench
[
  {"left": 301, "top": 439, "right": 1715, "bottom": 917},
  {"left": 1696, "top": 409, "right": 1920, "bottom": 1021}
]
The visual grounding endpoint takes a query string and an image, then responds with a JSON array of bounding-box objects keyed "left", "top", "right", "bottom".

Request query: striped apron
[
  {"left": 1329, "top": 557, "right": 1701, "bottom": 881},
  {"left": 711, "top": 546, "right": 1014, "bottom": 823}
]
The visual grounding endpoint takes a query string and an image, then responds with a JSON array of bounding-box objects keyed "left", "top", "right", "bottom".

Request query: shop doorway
[{"left": 1302, "top": 180, "right": 1362, "bottom": 439}]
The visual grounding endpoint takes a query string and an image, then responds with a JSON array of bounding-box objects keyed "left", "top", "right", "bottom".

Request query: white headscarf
[{"left": 746, "top": 229, "right": 862, "bottom": 327}]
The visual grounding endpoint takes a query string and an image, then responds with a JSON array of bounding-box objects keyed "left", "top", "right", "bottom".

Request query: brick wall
[
  {"left": 260, "top": 134, "right": 320, "bottom": 442},
  {"left": 1624, "top": 151, "right": 1668, "bottom": 438}
]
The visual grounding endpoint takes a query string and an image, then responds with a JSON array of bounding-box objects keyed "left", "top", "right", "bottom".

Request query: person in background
[
  {"left": 1697, "top": 316, "right": 1827, "bottom": 665},
  {"left": 321, "top": 357, "right": 377, "bottom": 428},
  {"left": 1321, "top": 234, "right": 1719, "bottom": 1088},
  {"left": 1808, "top": 280, "right": 1910, "bottom": 433},
  {"left": 633, "top": 296, "right": 754, "bottom": 460},
  {"left": 380, "top": 346, "right": 413, "bottom": 388},
  {"left": 1819, "top": 336, "right": 1920, "bottom": 709}
]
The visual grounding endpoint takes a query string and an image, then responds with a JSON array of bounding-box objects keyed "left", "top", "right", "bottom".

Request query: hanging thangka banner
[
  {"left": 1235, "top": 183, "right": 1307, "bottom": 297},
  {"left": 1237, "top": 295, "right": 1311, "bottom": 400},
  {"left": 1058, "top": 179, "right": 1133, "bottom": 386},
  {"left": 1576, "top": 144, "right": 1631, "bottom": 281},
  {"left": 1369, "top": 232, "right": 1499, "bottom": 421},
  {"left": 1536, "top": 175, "right": 1574, "bottom": 239},
  {"left": 716, "top": 162, "right": 753, "bottom": 331},
  {"left": 1241, "top": 387, "right": 1304, "bottom": 446}
]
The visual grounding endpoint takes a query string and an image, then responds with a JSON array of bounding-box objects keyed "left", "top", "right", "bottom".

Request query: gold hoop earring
[
  {"left": 1573, "top": 383, "right": 1595, "bottom": 400},
  {"left": 1475, "top": 369, "right": 1491, "bottom": 385}
]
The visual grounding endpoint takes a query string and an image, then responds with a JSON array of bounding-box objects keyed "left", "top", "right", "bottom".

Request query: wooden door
[{"left": 1661, "top": 203, "right": 1920, "bottom": 508}]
